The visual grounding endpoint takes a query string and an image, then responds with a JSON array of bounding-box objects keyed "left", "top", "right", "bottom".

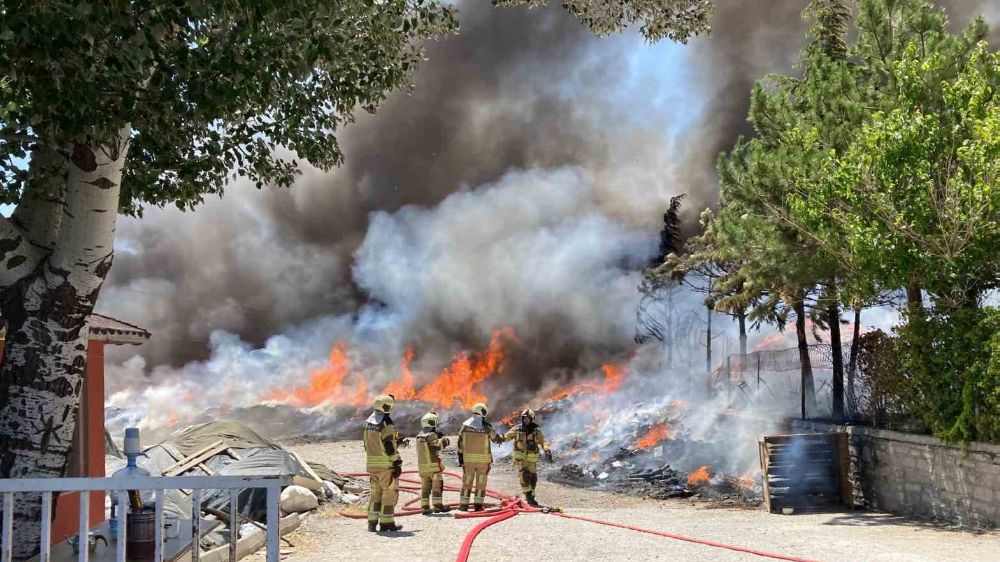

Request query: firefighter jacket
[
  {"left": 363, "top": 411, "right": 401, "bottom": 472},
  {"left": 503, "top": 421, "right": 547, "bottom": 463},
  {"left": 457, "top": 416, "right": 502, "bottom": 465},
  {"left": 416, "top": 429, "right": 450, "bottom": 475}
]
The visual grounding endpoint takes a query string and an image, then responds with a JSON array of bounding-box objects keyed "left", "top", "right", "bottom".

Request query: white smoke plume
[{"left": 106, "top": 167, "right": 660, "bottom": 433}]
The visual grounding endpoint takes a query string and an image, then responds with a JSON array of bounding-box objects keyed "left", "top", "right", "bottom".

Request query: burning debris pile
[{"left": 497, "top": 362, "right": 766, "bottom": 506}]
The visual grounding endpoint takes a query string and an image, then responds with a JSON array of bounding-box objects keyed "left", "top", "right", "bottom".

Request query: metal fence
[{"left": 0, "top": 474, "right": 289, "bottom": 562}]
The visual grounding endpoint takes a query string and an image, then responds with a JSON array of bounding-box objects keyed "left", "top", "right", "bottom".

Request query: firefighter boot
[
  {"left": 379, "top": 522, "right": 404, "bottom": 532},
  {"left": 525, "top": 492, "right": 539, "bottom": 507},
  {"left": 422, "top": 507, "right": 433, "bottom": 516},
  {"left": 473, "top": 503, "right": 484, "bottom": 512},
  {"left": 367, "top": 521, "right": 378, "bottom": 533},
  {"left": 434, "top": 504, "right": 452, "bottom": 513}
]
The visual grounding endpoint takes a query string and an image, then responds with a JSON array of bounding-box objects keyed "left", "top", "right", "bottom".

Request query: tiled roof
[{"left": 86, "top": 313, "right": 151, "bottom": 345}]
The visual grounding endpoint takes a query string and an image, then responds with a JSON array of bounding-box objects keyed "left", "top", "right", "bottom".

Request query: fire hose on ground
[{"left": 340, "top": 470, "right": 820, "bottom": 562}]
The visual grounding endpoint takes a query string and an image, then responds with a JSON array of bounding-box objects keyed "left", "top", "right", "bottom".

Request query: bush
[
  {"left": 853, "top": 329, "right": 919, "bottom": 429},
  {"left": 896, "top": 308, "right": 1000, "bottom": 444}
]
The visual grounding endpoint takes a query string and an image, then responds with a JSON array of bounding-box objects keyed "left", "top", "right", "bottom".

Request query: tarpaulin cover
[
  {"left": 107, "top": 421, "right": 345, "bottom": 522},
  {"left": 161, "top": 420, "right": 282, "bottom": 456}
]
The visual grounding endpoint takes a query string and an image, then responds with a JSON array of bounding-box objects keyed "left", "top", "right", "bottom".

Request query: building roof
[{"left": 86, "top": 313, "right": 152, "bottom": 345}]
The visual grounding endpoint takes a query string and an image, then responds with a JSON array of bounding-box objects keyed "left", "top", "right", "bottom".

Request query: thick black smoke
[{"left": 100, "top": 0, "right": 997, "bottom": 375}]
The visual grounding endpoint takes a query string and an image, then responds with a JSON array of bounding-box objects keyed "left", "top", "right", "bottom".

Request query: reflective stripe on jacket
[
  {"left": 458, "top": 416, "right": 501, "bottom": 465},
  {"left": 363, "top": 411, "right": 401, "bottom": 471},
  {"left": 416, "top": 429, "right": 449, "bottom": 474},
  {"left": 504, "top": 422, "right": 546, "bottom": 463}
]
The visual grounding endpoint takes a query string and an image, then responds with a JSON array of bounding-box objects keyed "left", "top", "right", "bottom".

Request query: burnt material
[{"left": 759, "top": 432, "right": 852, "bottom": 513}]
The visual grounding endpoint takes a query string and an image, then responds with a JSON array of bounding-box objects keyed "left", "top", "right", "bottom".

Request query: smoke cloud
[{"left": 99, "top": 0, "right": 999, "bottom": 392}]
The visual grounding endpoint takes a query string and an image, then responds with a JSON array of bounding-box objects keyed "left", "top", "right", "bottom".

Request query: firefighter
[
  {"left": 457, "top": 402, "right": 504, "bottom": 511},
  {"left": 362, "top": 394, "right": 404, "bottom": 532},
  {"left": 503, "top": 408, "right": 552, "bottom": 507},
  {"left": 416, "top": 411, "right": 451, "bottom": 515}
]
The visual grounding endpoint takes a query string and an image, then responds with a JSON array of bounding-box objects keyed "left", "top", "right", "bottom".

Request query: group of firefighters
[{"left": 362, "top": 394, "right": 552, "bottom": 532}]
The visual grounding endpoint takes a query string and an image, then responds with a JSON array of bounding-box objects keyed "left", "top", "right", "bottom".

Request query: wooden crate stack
[{"left": 758, "top": 432, "right": 852, "bottom": 513}]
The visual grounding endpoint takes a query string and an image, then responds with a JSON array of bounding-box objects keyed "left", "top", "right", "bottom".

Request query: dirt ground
[{"left": 247, "top": 440, "right": 999, "bottom": 562}]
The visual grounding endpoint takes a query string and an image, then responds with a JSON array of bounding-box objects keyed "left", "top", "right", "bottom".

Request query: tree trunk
[
  {"left": 827, "top": 286, "right": 845, "bottom": 421},
  {"left": 794, "top": 296, "right": 817, "bottom": 419},
  {"left": 846, "top": 305, "right": 861, "bottom": 416},
  {"left": 705, "top": 303, "right": 712, "bottom": 376},
  {"left": 737, "top": 307, "right": 747, "bottom": 356},
  {"left": 0, "top": 129, "right": 129, "bottom": 559},
  {"left": 906, "top": 278, "right": 922, "bottom": 318}
]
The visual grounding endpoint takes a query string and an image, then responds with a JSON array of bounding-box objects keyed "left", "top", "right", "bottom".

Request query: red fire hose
[{"left": 341, "top": 470, "right": 819, "bottom": 562}]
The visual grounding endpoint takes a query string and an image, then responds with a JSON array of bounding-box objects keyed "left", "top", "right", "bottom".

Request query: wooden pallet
[{"left": 758, "top": 432, "right": 852, "bottom": 513}]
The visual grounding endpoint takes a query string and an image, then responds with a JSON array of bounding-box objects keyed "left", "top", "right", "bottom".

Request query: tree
[
  {"left": 784, "top": 0, "right": 996, "bottom": 312},
  {"left": 0, "top": 1, "right": 713, "bottom": 555}
]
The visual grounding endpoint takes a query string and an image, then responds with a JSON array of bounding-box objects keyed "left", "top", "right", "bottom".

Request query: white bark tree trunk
[{"left": 0, "top": 127, "right": 129, "bottom": 559}]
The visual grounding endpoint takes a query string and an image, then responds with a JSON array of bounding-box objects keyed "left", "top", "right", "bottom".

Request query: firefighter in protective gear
[
  {"left": 363, "top": 394, "right": 404, "bottom": 532},
  {"left": 457, "top": 402, "right": 504, "bottom": 511},
  {"left": 416, "top": 411, "right": 451, "bottom": 514},
  {"left": 503, "top": 408, "right": 551, "bottom": 507}
]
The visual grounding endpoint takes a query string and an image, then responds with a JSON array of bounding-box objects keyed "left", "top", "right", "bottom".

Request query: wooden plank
[
  {"left": 199, "top": 514, "right": 303, "bottom": 562},
  {"left": 758, "top": 438, "right": 772, "bottom": 514},
  {"left": 164, "top": 442, "right": 227, "bottom": 477}
]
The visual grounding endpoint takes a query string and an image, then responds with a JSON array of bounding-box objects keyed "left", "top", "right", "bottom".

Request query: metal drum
[{"left": 126, "top": 509, "right": 156, "bottom": 561}]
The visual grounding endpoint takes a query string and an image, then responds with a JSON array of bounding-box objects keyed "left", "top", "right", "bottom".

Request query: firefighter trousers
[
  {"left": 460, "top": 463, "right": 490, "bottom": 508},
  {"left": 368, "top": 469, "right": 400, "bottom": 525},
  {"left": 514, "top": 459, "right": 539, "bottom": 495},
  {"left": 419, "top": 471, "right": 445, "bottom": 509}
]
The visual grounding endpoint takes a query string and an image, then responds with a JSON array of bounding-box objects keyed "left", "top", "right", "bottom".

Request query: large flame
[
  {"left": 268, "top": 328, "right": 517, "bottom": 410},
  {"left": 500, "top": 361, "right": 628, "bottom": 425},
  {"left": 269, "top": 341, "right": 361, "bottom": 407},
  {"left": 383, "top": 347, "right": 417, "bottom": 400},
  {"left": 416, "top": 327, "right": 518, "bottom": 408},
  {"left": 635, "top": 424, "right": 671, "bottom": 449}
]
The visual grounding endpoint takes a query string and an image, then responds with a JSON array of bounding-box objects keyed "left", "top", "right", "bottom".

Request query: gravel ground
[{"left": 247, "top": 440, "right": 999, "bottom": 562}]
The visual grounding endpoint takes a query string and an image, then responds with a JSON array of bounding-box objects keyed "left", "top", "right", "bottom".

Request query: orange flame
[
  {"left": 270, "top": 341, "right": 362, "bottom": 407},
  {"left": 687, "top": 465, "right": 711, "bottom": 486},
  {"left": 635, "top": 424, "right": 671, "bottom": 449},
  {"left": 600, "top": 363, "right": 624, "bottom": 393},
  {"left": 416, "top": 327, "right": 517, "bottom": 408},
  {"left": 383, "top": 347, "right": 417, "bottom": 400}
]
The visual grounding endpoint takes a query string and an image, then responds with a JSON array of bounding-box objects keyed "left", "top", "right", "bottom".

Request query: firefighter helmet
[
  {"left": 421, "top": 412, "right": 439, "bottom": 428},
  {"left": 373, "top": 394, "right": 395, "bottom": 413},
  {"left": 472, "top": 402, "right": 489, "bottom": 417},
  {"left": 520, "top": 409, "right": 535, "bottom": 421}
]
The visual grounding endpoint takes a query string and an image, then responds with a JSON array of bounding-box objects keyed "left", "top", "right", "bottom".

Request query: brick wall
[{"left": 791, "top": 420, "right": 999, "bottom": 529}]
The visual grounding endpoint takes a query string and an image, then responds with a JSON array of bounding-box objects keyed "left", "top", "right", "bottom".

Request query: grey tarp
[{"left": 108, "top": 421, "right": 345, "bottom": 521}]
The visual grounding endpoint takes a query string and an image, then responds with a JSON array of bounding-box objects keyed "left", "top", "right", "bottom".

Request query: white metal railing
[{"left": 0, "top": 475, "right": 290, "bottom": 562}]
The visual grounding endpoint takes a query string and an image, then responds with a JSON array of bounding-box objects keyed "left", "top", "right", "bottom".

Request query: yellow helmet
[
  {"left": 373, "top": 394, "right": 395, "bottom": 413},
  {"left": 520, "top": 409, "right": 535, "bottom": 421},
  {"left": 471, "top": 402, "right": 489, "bottom": 417},
  {"left": 421, "top": 411, "right": 438, "bottom": 428}
]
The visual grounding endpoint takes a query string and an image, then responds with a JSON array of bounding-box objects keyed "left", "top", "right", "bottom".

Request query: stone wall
[{"left": 790, "top": 420, "right": 999, "bottom": 529}]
